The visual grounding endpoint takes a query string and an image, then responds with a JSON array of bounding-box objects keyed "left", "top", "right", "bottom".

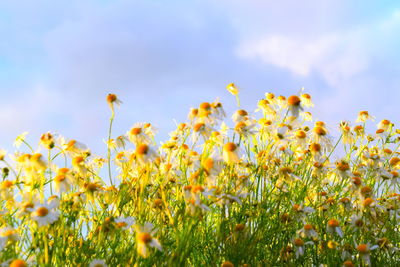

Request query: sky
[{"left": 1, "top": 0, "right": 400, "bottom": 155}]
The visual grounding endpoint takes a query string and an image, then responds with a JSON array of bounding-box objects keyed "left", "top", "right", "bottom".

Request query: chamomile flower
[
  {"left": 135, "top": 222, "right": 162, "bottom": 258},
  {"left": 14, "top": 132, "right": 28, "bottom": 148},
  {"left": 135, "top": 144, "right": 157, "bottom": 165},
  {"left": 40, "top": 132, "right": 55, "bottom": 149},
  {"left": 226, "top": 83, "right": 239, "bottom": 96},
  {"left": 128, "top": 123, "right": 152, "bottom": 145},
  {"left": 222, "top": 142, "right": 241, "bottom": 164},
  {"left": 356, "top": 243, "right": 378, "bottom": 266},
  {"left": 0, "top": 227, "right": 19, "bottom": 250},
  {"left": 114, "top": 216, "right": 135, "bottom": 230},
  {"left": 298, "top": 224, "right": 318, "bottom": 239},
  {"left": 356, "top": 111, "right": 374, "bottom": 123},
  {"left": 106, "top": 93, "right": 122, "bottom": 115},
  {"left": 62, "top": 138, "right": 90, "bottom": 156},
  {"left": 377, "top": 119, "right": 392, "bottom": 131},
  {"left": 53, "top": 167, "right": 74, "bottom": 193},
  {"left": 232, "top": 109, "right": 250, "bottom": 123},
  {"left": 29, "top": 201, "right": 60, "bottom": 227},
  {"left": 300, "top": 93, "right": 314, "bottom": 107},
  {"left": 287, "top": 95, "right": 303, "bottom": 118},
  {"left": 89, "top": 259, "right": 108, "bottom": 267},
  {"left": 326, "top": 219, "right": 344, "bottom": 237},
  {"left": 0, "top": 149, "right": 6, "bottom": 161}
]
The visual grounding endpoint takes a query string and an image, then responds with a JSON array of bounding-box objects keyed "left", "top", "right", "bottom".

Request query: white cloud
[{"left": 236, "top": 31, "right": 369, "bottom": 87}]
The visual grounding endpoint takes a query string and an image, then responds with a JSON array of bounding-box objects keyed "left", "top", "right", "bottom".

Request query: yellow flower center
[
  {"left": 357, "top": 244, "right": 369, "bottom": 254},
  {"left": 294, "top": 238, "right": 304, "bottom": 246},
  {"left": 138, "top": 232, "right": 152, "bottom": 244},
  {"left": 136, "top": 144, "right": 149, "bottom": 155},
  {"left": 9, "top": 259, "right": 27, "bottom": 267},
  {"left": 327, "top": 219, "right": 340, "bottom": 228},
  {"left": 130, "top": 127, "right": 142, "bottom": 135},
  {"left": 304, "top": 224, "right": 313, "bottom": 231},
  {"left": 223, "top": 142, "right": 237, "bottom": 152},
  {"left": 287, "top": 95, "right": 301, "bottom": 106},
  {"left": 36, "top": 207, "right": 49, "bottom": 217}
]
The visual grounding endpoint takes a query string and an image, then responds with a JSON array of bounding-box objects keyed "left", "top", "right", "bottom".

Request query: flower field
[{"left": 0, "top": 86, "right": 399, "bottom": 266}]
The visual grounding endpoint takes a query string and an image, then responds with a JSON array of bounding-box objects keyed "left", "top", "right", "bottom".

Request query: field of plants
[{"left": 0, "top": 85, "right": 399, "bottom": 266}]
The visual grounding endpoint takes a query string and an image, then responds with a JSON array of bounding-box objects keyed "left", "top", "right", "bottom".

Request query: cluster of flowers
[{"left": 0, "top": 85, "right": 399, "bottom": 266}]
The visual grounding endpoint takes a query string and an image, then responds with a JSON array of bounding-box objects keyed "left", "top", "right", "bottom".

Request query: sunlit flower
[
  {"left": 356, "top": 243, "right": 378, "bottom": 266},
  {"left": 377, "top": 119, "right": 392, "bottom": 131},
  {"left": 287, "top": 95, "right": 303, "bottom": 117},
  {"left": 72, "top": 156, "right": 88, "bottom": 176},
  {"left": 0, "top": 149, "right": 6, "bottom": 161},
  {"left": 89, "top": 259, "right": 108, "bottom": 267},
  {"left": 53, "top": 167, "right": 74, "bottom": 193},
  {"left": 226, "top": 83, "right": 239, "bottom": 96},
  {"left": 232, "top": 109, "right": 250, "bottom": 123},
  {"left": 356, "top": 111, "right": 374, "bottom": 123},
  {"left": 29, "top": 201, "right": 60, "bottom": 227},
  {"left": 135, "top": 222, "right": 162, "bottom": 258},
  {"left": 62, "top": 139, "right": 90, "bottom": 156},
  {"left": 114, "top": 216, "right": 135, "bottom": 230},
  {"left": 128, "top": 123, "right": 152, "bottom": 145},
  {"left": 106, "top": 93, "right": 122, "bottom": 114},
  {"left": 14, "top": 132, "right": 28, "bottom": 148},
  {"left": 298, "top": 224, "right": 318, "bottom": 239},
  {"left": 222, "top": 142, "right": 241, "bottom": 164},
  {"left": 293, "top": 238, "right": 313, "bottom": 258},
  {"left": 0, "top": 227, "right": 19, "bottom": 250},
  {"left": 326, "top": 219, "right": 344, "bottom": 237},
  {"left": 40, "top": 132, "right": 55, "bottom": 149},
  {"left": 8, "top": 259, "right": 28, "bottom": 267},
  {"left": 300, "top": 93, "right": 314, "bottom": 107},
  {"left": 135, "top": 144, "right": 157, "bottom": 165}
]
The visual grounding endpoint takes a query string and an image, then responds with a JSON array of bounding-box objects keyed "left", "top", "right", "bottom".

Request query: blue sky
[{"left": 1, "top": 0, "right": 400, "bottom": 154}]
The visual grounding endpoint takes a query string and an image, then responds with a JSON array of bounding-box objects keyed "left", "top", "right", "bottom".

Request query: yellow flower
[
  {"left": 14, "top": 132, "right": 28, "bottom": 148},
  {"left": 0, "top": 149, "right": 6, "bottom": 161},
  {"left": 222, "top": 142, "right": 240, "bottom": 164},
  {"left": 9, "top": 259, "right": 28, "bottom": 267},
  {"left": 135, "top": 223, "right": 162, "bottom": 258},
  {"left": 226, "top": 83, "right": 239, "bottom": 96},
  {"left": 106, "top": 93, "right": 122, "bottom": 114}
]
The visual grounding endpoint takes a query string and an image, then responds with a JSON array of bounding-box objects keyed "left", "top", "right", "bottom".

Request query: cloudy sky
[{"left": 1, "top": 0, "right": 400, "bottom": 154}]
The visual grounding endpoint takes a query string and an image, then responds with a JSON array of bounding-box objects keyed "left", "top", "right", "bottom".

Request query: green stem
[{"left": 107, "top": 113, "right": 115, "bottom": 186}]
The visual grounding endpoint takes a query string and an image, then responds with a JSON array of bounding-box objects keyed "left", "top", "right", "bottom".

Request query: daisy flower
[
  {"left": 89, "top": 259, "right": 108, "bottom": 267},
  {"left": 226, "top": 83, "right": 239, "bottom": 96},
  {"left": 0, "top": 226, "right": 19, "bottom": 250},
  {"left": 14, "top": 132, "right": 28, "bottom": 148},
  {"left": 356, "top": 243, "right": 378, "bottom": 266},
  {"left": 326, "top": 219, "right": 344, "bottom": 237},
  {"left": 222, "top": 142, "right": 241, "bottom": 164},
  {"left": 356, "top": 111, "right": 374, "bottom": 123},
  {"left": 106, "top": 93, "right": 122, "bottom": 115},
  {"left": 128, "top": 123, "right": 152, "bottom": 145},
  {"left": 135, "top": 144, "right": 157, "bottom": 165},
  {"left": 0, "top": 149, "right": 6, "bottom": 161},
  {"left": 40, "top": 132, "right": 55, "bottom": 149},
  {"left": 29, "top": 201, "right": 60, "bottom": 227},
  {"left": 62, "top": 138, "right": 90, "bottom": 156},
  {"left": 287, "top": 95, "right": 303, "bottom": 118},
  {"left": 135, "top": 222, "right": 162, "bottom": 258},
  {"left": 377, "top": 119, "right": 392, "bottom": 131},
  {"left": 300, "top": 92, "right": 314, "bottom": 107},
  {"left": 53, "top": 167, "right": 74, "bottom": 193},
  {"left": 8, "top": 259, "right": 29, "bottom": 267},
  {"left": 232, "top": 109, "right": 250, "bottom": 123},
  {"left": 114, "top": 216, "right": 135, "bottom": 230},
  {"left": 297, "top": 224, "right": 318, "bottom": 239}
]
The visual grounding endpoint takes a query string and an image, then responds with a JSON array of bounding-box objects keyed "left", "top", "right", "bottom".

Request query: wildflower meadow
[{"left": 0, "top": 85, "right": 399, "bottom": 266}]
